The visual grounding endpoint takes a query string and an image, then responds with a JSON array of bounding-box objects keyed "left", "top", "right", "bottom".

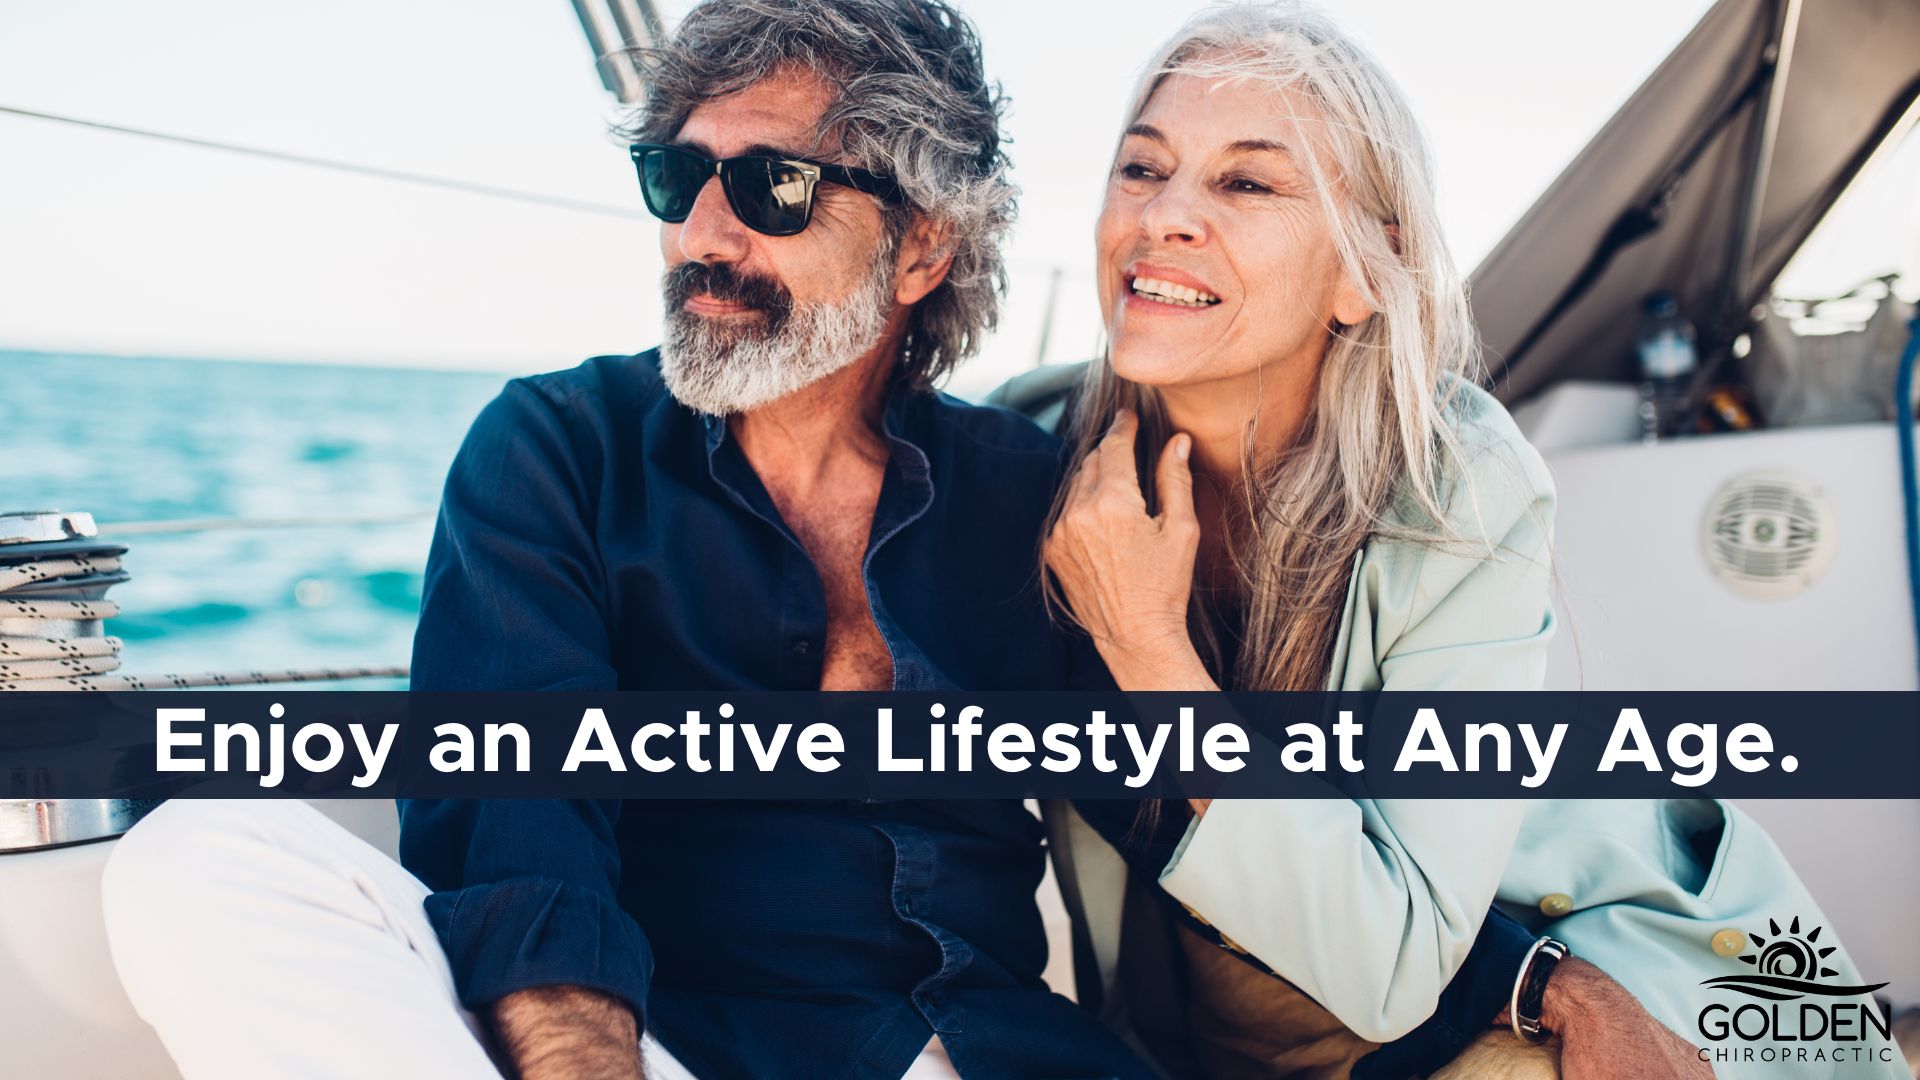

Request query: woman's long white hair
[{"left": 1050, "top": 1, "right": 1484, "bottom": 692}]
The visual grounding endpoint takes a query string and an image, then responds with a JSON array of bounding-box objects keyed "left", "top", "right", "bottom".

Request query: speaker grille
[{"left": 1700, "top": 469, "right": 1837, "bottom": 599}]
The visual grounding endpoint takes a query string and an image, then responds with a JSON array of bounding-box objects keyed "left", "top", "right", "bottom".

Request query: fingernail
[{"left": 1175, "top": 434, "right": 1191, "bottom": 461}]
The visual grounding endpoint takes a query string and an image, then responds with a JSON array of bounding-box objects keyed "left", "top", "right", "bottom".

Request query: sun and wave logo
[
  {"left": 1694, "top": 916, "right": 1899, "bottom": 1065},
  {"left": 1700, "top": 917, "right": 1888, "bottom": 1001}
]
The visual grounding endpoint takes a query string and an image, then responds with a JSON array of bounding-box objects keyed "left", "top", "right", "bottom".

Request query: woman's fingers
[
  {"left": 1064, "top": 410, "right": 1126, "bottom": 510},
  {"left": 1090, "top": 410, "right": 1149, "bottom": 518},
  {"left": 1094, "top": 409, "right": 1139, "bottom": 484},
  {"left": 1047, "top": 415, "right": 1202, "bottom": 666},
  {"left": 1154, "top": 433, "right": 1196, "bottom": 528},
  {"left": 1063, "top": 448, "right": 1104, "bottom": 520}
]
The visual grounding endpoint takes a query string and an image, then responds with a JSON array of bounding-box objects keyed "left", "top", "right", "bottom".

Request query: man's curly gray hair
[{"left": 623, "top": 0, "right": 1016, "bottom": 389}]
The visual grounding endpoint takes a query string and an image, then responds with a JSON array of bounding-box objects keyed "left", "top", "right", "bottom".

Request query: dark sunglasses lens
[
  {"left": 639, "top": 149, "right": 705, "bottom": 222},
  {"left": 727, "top": 159, "right": 813, "bottom": 236}
]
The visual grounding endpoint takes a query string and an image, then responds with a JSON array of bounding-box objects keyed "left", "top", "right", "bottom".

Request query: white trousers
[{"left": 101, "top": 799, "right": 958, "bottom": 1080}]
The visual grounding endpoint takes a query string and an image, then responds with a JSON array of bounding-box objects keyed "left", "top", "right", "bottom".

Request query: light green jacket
[{"left": 993, "top": 364, "right": 1902, "bottom": 1079}]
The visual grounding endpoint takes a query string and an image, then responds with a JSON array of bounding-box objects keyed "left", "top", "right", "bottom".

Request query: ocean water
[{"left": 0, "top": 350, "right": 509, "bottom": 685}]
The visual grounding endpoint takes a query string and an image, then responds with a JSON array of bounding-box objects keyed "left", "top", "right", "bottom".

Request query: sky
[{"left": 0, "top": 0, "right": 1911, "bottom": 397}]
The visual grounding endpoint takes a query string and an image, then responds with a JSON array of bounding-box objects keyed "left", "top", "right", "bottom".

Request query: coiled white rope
[
  {"left": 0, "top": 555, "right": 125, "bottom": 685},
  {"left": 0, "top": 551, "right": 407, "bottom": 691}
]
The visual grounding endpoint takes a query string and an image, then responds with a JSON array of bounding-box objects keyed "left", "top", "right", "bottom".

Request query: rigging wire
[
  {"left": 98, "top": 511, "right": 434, "bottom": 537},
  {"left": 0, "top": 103, "right": 650, "bottom": 220},
  {"left": 0, "top": 101, "right": 1094, "bottom": 281}
]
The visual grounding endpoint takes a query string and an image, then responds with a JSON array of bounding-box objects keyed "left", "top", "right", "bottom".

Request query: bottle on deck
[{"left": 1635, "top": 291, "right": 1699, "bottom": 443}]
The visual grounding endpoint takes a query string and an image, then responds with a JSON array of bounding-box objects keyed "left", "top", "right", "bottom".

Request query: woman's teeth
[{"left": 1130, "top": 277, "right": 1221, "bottom": 307}]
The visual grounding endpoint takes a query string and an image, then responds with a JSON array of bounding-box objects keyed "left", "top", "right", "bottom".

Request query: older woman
[{"left": 1034, "top": 4, "right": 1904, "bottom": 1078}]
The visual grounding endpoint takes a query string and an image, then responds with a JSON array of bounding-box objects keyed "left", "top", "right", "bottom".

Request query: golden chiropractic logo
[{"left": 1696, "top": 916, "right": 1896, "bottom": 1069}]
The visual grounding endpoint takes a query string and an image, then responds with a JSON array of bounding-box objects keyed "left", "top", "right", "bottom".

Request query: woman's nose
[
  {"left": 675, "top": 176, "right": 752, "bottom": 264},
  {"left": 1138, "top": 182, "right": 1208, "bottom": 246}
]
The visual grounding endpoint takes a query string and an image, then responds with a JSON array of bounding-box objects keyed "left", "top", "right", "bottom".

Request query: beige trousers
[
  {"left": 101, "top": 799, "right": 959, "bottom": 1080},
  {"left": 1430, "top": 1035, "right": 1562, "bottom": 1079}
]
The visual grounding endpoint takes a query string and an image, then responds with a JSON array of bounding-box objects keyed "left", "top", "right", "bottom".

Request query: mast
[{"left": 570, "top": 0, "right": 665, "bottom": 104}]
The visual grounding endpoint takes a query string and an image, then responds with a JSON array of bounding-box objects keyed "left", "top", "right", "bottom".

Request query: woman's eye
[
  {"left": 1118, "top": 162, "right": 1162, "bottom": 181},
  {"left": 1225, "top": 177, "right": 1273, "bottom": 194}
]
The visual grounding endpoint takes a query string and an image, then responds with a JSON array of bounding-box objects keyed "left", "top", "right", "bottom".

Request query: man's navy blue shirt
[
  {"left": 402, "top": 352, "right": 1149, "bottom": 1080},
  {"left": 401, "top": 351, "right": 1534, "bottom": 1080}
]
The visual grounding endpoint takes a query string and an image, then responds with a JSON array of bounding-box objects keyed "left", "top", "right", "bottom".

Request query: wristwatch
[{"left": 1510, "top": 936, "right": 1570, "bottom": 1044}]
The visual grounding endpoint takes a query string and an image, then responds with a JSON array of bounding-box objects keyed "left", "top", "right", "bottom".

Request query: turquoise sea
[{"left": 0, "top": 350, "right": 511, "bottom": 685}]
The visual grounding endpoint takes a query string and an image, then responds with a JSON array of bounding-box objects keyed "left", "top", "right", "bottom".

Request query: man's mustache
[{"left": 664, "top": 262, "right": 794, "bottom": 319}]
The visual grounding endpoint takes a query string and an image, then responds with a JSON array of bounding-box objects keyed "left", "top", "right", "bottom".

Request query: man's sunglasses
[{"left": 629, "top": 143, "right": 904, "bottom": 238}]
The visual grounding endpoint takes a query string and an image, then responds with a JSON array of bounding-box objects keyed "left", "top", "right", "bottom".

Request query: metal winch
[
  {"left": 0, "top": 510, "right": 153, "bottom": 851},
  {"left": 0, "top": 507, "right": 409, "bottom": 850},
  {"left": 0, "top": 510, "right": 130, "bottom": 688}
]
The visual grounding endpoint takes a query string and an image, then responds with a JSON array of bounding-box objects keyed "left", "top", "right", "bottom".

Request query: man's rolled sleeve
[
  {"left": 403, "top": 374, "right": 651, "bottom": 1016},
  {"left": 402, "top": 796, "right": 653, "bottom": 1015}
]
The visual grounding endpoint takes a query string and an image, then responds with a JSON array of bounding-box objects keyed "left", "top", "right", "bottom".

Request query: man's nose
[
  {"left": 1138, "top": 180, "right": 1208, "bottom": 247},
  {"left": 675, "top": 176, "right": 751, "bottom": 265}
]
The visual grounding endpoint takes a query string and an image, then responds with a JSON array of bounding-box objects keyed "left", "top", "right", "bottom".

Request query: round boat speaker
[{"left": 1699, "top": 468, "right": 1837, "bottom": 599}]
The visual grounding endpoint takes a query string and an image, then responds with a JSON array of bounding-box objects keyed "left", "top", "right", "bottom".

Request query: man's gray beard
[{"left": 659, "top": 249, "right": 896, "bottom": 417}]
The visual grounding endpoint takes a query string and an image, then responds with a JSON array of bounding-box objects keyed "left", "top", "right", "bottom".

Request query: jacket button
[
  {"left": 1539, "top": 893, "right": 1574, "bottom": 918},
  {"left": 1711, "top": 928, "right": 1747, "bottom": 957}
]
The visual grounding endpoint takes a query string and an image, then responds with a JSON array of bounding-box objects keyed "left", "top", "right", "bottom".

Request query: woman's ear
[
  {"left": 895, "top": 216, "right": 956, "bottom": 306},
  {"left": 1331, "top": 221, "right": 1396, "bottom": 326},
  {"left": 1331, "top": 274, "right": 1374, "bottom": 327}
]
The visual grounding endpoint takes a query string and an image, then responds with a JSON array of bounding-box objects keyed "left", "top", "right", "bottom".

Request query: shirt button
[
  {"left": 791, "top": 639, "right": 812, "bottom": 656},
  {"left": 1711, "top": 928, "right": 1747, "bottom": 957},
  {"left": 1539, "top": 893, "right": 1574, "bottom": 918}
]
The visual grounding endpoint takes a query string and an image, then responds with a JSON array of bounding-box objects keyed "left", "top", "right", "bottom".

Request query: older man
[
  {"left": 390, "top": 2, "right": 1139, "bottom": 1077},
  {"left": 107, "top": 3, "right": 1137, "bottom": 1078},
  {"left": 102, "top": 3, "right": 1695, "bottom": 1079}
]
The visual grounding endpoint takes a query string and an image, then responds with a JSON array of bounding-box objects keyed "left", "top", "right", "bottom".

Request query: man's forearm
[
  {"left": 491, "top": 985, "right": 645, "bottom": 1080},
  {"left": 1514, "top": 956, "right": 1713, "bottom": 1080}
]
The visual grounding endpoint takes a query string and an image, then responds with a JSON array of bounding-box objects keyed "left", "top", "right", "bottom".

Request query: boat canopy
[{"left": 1473, "top": 0, "right": 1920, "bottom": 404}]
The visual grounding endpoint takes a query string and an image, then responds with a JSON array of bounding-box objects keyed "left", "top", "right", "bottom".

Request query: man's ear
[{"left": 894, "top": 216, "right": 956, "bottom": 306}]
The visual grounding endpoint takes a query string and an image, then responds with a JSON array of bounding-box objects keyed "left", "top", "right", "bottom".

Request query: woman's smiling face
[{"left": 1096, "top": 72, "right": 1372, "bottom": 392}]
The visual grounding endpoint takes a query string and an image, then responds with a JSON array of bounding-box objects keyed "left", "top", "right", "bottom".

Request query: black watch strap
[{"left": 1511, "top": 936, "right": 1569, "bottom": 1044}]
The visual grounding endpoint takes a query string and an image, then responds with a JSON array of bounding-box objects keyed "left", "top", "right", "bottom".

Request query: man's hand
[
  {"left": 1507, "top": 956, "right": 1712, "bottom": 1080},
  {"left": 492, "top": 985, "right": 645, "bottom": 1080}
]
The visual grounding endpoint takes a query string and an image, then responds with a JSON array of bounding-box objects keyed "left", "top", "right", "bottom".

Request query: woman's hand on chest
[{"left": 1045, "top": 409, "right": 1217, "bottom": 691}]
